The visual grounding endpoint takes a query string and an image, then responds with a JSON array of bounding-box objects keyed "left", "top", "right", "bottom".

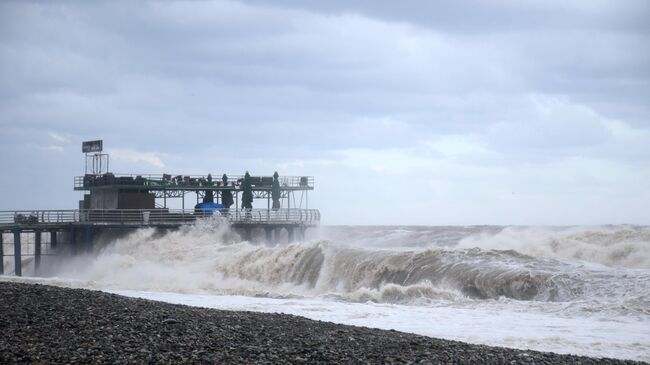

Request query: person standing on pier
[
  {"left": 242, "top": 172, "right": 253, "bottom": 219},
  {"left": 221, "top": 174, "right": 234, "bottom": 216},
  {"left": 272, "top": 172, "right": 281, "bottom": 211}
]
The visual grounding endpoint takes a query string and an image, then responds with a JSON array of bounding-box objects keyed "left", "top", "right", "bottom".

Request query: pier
[
  {"left": 0, "top": 140, "right": 321, "bottom": 277},
  {"left": 0, "top": 207, "right": 319, "bottom": 276}
]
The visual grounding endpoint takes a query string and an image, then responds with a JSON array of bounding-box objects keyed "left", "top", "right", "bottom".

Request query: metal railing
[
  {"left": 0, "top": 209, "right": 320, "bottom": 227},
  {"left": 74, "top": 174, "right": 314, "bottom": 190}
]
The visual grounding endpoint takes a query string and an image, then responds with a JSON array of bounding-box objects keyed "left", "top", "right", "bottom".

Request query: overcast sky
[{"left": 1, "top": 0, "right": 648, "bottom": 225}]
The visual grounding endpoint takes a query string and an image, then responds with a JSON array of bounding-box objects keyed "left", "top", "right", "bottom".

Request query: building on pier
[{"left": 0, "top": 140, "right": 320, "bottom": 277}]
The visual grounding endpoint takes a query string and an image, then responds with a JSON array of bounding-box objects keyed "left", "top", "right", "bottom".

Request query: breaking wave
[
  {"left": 456, "top": 225, "right": 650, "bottom": 269},
  {"left": 50, "top": 220, "right": 649, "bottom": 314}
]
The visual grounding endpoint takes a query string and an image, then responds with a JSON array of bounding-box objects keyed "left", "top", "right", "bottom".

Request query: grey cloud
[
  {"left": 0, "top": 0, "right": 648, "bottom": 223},
  {"left": 240, "top": 0, "right": 650, "bottom": 34}
]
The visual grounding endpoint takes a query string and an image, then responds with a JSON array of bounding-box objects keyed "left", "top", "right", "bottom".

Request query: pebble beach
[{"left": 0, "top": 281, "right": 643, "bottom": 364}]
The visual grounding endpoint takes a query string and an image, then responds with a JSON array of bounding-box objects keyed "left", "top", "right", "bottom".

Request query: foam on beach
[{"left": 4, "top": 223, "right": 649, "bottom": 361}]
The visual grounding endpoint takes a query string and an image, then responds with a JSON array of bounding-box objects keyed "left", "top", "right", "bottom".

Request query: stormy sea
[{"left": 4, "top": 221, "right": 650, "bottom": 361}]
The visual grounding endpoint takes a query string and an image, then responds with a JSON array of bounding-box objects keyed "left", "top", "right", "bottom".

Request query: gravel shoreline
[{"left": 0, "top": 282, "right": 643, "bottom": 364}]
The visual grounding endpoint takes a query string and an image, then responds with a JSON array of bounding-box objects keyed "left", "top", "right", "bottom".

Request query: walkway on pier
[
  {"left": 0, "top": 208, "right": 319, "bottom": 229},
  {"left": 0, "top": 208, "right": 320, "bottom": 277}
]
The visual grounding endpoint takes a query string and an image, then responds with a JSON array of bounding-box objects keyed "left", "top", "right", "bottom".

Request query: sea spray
[
  {"left": 315, "top": 225, "right": 650, "bottom": 268},
  {"left": 9, "top": 222, "right": 649, "bottom": 361},
  {"left": 47, "top": 221, "right": 649, "bottom": 315},
  {"left": 456, "top": 225, "right": 650, "bottom": 268}
]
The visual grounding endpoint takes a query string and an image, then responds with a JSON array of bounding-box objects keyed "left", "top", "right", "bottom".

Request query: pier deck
[
  {"left": 0, "top": 208, "right": 320, "bottom": 276},
  {"left": 0, "top": 208, "right": 319, "bottom": 230}
]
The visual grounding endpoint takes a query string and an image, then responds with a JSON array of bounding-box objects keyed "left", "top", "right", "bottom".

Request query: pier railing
[
  {"left": 74, "top": 174, "right": 314, "bottom": 191},
  {"left": 0, "top": 209, "right": 320, "bottom": 227}
]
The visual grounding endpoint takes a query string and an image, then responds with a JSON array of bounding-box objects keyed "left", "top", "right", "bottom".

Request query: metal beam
[
  {"left": 34, "top": 230, "right": 41, "bottom": 274},
  {"left": 13, "top": 229, "right": 21, "bottom": 276},
  {"left": 50, "top": 231, "right": 57, "bottom": 249},
  {"left": 84, "top": 226, "right": 93, "bottom": 253},
  {"left": 265, "top": 227, "right": 273, "bottom": 243},
  {"left": 287, "top": 227, "right": 295, "bottom": 243},
  {"left": 69, "top": 227, "right": 76, "bottom": 256},
  {"left": 0, "top": 232, "right": 4, "bottom": 275}
]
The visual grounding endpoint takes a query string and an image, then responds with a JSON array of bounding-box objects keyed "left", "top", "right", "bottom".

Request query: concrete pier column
[
  {"left": 50, "top": 231, "right": 57, "bottom": 249},
  {"left": 34, "top": 230, "right": 42, "bottom": 274},
  {"left": 69, "top": 227, "right": 77, "bottom": 256},
  {"left": 265, "top": 227, "right": 273, "bottom": 243},
  {"left": 0, "top": 232, "right": 4, "bottom": 275},
  {"left": 13, "top": 230, "right": 21, "bottom": 277},
  {"left": 84, "top": 226, "right": 93, "bottom": 253},
  {"left": 287, "top": 227, "right": 295, "bottom": 243}
]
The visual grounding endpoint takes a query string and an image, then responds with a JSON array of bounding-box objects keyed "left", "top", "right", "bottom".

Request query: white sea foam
[
  {"left": 455, "top": 225, "right": 650, "bottom": 269},
  {"left": 42, "top": 220, "right": 648, "bottom": 313},
  {"left": 110, "top": 290, "right": 650, "bottom": 362},
  {"left": 3, "top": 220, "right": 649, "bottom": 360}
]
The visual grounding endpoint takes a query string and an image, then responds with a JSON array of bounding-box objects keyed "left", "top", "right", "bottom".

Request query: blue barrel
[{"left": 194, "top": 202, "right": 225, "bottom": 216}]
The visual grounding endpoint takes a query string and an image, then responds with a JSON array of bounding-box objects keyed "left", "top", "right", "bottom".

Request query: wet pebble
[{"left": 0, "top": 282, "right": 644, "bottom": 365}]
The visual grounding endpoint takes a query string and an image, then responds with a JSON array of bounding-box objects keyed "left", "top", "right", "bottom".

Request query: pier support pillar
[
  {"left": 84, "top": 226, "right": 93, "bottom": 253},
  {"left": 34, "top": 230, "right": 42, "bottom": 274},
  {"left": 0, "top": 232, "right": 4, "bottom": 275},
  {"left": 69, "top": 227, "right": 76, "bottom": 256},
  {"left": 50, "top": 231, "right": 57, "bottom": 249},
  {"left": 13, "top": 230, "right": 21, "bottom": 277},
  {"left": 265, "top": 227, "right": 273, "bottom": 243},
  {"left": 287, "top": 227, "right": 295, "bottom": 243}
]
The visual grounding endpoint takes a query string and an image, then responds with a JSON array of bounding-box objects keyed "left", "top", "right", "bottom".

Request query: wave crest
[
  {"left": 51, "top": 221, "right": 648, "bottom": 309},
  {"left": 456, "top": 226, "right": 650, "bottom": 269}
]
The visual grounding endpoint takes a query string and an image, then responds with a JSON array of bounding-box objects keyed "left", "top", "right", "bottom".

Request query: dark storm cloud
[
  {"left": 0, "top": 0, "right": 648, "bottom": 223},
  {"left": 236, "top": 0, "right": 650, "bottom": 126},
  {"left": 241, "top": 0, "right": 650, "bottom": 34}
]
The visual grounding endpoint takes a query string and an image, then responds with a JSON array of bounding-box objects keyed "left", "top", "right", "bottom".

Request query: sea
[{"left": 3, "top": 220, "right": 649, "bottom": 361}]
